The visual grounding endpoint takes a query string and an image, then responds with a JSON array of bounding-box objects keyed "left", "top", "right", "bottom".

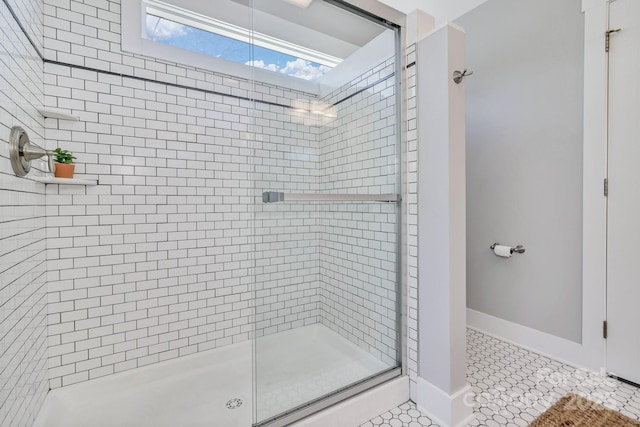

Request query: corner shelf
[
  {"left": 29, "top": 176, "right": 98, "bottom": 186},
  {"left": 36, "top": 107, "right": 80, "bottom": 121}
]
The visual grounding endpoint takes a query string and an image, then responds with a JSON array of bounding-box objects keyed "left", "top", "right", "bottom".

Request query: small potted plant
[{"left": 53, "top": 148, "right": 76, "bottom": 178}]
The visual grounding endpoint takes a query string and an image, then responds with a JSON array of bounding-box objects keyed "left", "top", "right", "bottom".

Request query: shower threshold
[{"left": 33, "top": 324, "right": 390, "bottom": 427}]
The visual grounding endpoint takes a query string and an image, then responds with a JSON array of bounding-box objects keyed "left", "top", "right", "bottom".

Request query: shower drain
[{"left": 226, "top": 398, "right": 244, "bottom": 410}]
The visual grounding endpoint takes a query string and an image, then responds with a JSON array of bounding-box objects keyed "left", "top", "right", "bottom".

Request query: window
[
  {"left": 143, "top": 1, "right": 340, "bottom": 82},
  {"left": 121, "top": 0, "right": 394, "bottom": 94}
]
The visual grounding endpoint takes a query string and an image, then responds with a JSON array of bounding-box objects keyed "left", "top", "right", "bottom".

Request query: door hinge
[
  {"left": 606, "top": 28, "right": 621, "bottom": 52},
  {"left": 604, "top": 178, "right": 608, "bottom": 197},
  {"left": 603, "top": 320, "right": 608, "bottom": 339}
]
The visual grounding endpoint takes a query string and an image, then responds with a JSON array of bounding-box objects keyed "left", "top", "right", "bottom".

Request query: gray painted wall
[{"left": 457, "top": 0, "right": 584, "bottom": 342}]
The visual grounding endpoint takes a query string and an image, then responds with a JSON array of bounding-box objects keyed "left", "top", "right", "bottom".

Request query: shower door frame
[{"left": 250, "top": 1, "right": 408, "bottom": 426}]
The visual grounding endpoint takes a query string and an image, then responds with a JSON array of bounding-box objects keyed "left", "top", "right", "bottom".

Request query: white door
[{"left": 607, "top": 0, "right": 640, "bottom": 384}]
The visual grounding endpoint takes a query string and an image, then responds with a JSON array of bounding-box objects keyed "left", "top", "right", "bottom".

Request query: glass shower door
[{"left": 248, "top": 1, "right": 402, "bottom": 425}]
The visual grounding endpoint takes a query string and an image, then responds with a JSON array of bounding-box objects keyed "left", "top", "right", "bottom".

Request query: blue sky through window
[{"left": 146, "top": 14, "right": 332, "bottom": 81}]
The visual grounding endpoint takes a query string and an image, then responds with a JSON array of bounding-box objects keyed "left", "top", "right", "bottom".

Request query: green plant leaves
[{"left": 53, "top": 147, "right": 76, "bottom": 164}]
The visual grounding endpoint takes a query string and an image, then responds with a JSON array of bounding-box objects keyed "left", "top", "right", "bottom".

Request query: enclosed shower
[
  {"left": 252, "top": 9, "right": 402, "bottom": 420},
  {"left": 6, "top": 0, "right": 406, "bottom": 426}
]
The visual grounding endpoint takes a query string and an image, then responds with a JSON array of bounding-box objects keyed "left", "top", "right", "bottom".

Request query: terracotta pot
[{"left": 54, "top": 163, "right": 75, "bottom": 179}]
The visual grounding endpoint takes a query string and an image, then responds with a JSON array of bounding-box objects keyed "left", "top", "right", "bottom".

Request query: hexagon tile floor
[
  {"left": 361, "top": 401, "right": 437, "bottom": 427},
  {"left": 362, "top": 328, "right": 640, "bottom": 427}
]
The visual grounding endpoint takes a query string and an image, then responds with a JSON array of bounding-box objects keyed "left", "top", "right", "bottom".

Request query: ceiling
[
  {"left": 230, "top": 0, "right": 387, "bottom": 50},
  {"left": 380, "top": 0, "right": 489, "bottom": 23}
]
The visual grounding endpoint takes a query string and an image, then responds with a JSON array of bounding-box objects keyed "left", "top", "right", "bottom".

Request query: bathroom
[{"left": 1, "top": 0, "right": 640, "bottom": 426}]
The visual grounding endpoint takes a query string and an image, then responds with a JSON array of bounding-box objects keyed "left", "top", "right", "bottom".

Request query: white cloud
[
  {"left": 245, "top": 60, "right": 279, "bottom": 72},
  {"left": 146, "top": 16, "right": 187, "bottom": 40},
  {"left": 247, "top": 58, "right": 332, "bottom": 81},
  {"left": 279, "top": 59, "right": 330, "bottom": 81}
]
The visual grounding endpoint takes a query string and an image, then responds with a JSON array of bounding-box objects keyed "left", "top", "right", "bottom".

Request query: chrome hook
[{"left": 453, "top": 68, "right": 474, "bottom": 84}]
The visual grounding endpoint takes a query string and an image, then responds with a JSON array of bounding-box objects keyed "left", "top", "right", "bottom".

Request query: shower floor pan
[{"left": 34, "top": 324, "right": 388, "bottom": 427}]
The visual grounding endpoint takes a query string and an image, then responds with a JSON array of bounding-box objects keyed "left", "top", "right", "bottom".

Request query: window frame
[{"left": 121, "top": 0, "right": 321, "bottom": 94}]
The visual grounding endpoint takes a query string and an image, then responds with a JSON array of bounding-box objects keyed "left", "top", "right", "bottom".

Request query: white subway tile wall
[
  {"left": 318, "top": 58, "right": 400, "bottom": 366},
  {"left": 7, "top": 0, "right": 44, "bottom": 53},
  {"left": 0, "top": 1, "right": 49, "bottom": 426},
  {"left": 252, "top": 109, "right": 321, "bottom": 338},
  {"left": 43, "top": 68, "right": 320, "bottom": 387},
  {"left": 405, "top": 44, "right": 419, "bottom": 399}
]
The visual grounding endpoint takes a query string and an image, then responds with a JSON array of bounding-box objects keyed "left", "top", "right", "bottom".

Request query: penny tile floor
[{"left": 362, "top": 329, "right": 640, "bottom": 426}]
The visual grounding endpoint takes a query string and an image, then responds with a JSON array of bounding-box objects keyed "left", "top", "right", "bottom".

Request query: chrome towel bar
[{"left": 262, "top": 192, "right": 400, "bottom": 203}]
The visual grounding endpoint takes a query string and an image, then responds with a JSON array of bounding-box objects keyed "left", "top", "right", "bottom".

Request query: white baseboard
[
  {"left": 415, "top": 377, "right": 475, "bottom": 427},
  {"left": 292, "top": 376, "right": 410, "bottom": 427},
  {"left": 467, "top": 308, "right": 599, "bottom": 372}
]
